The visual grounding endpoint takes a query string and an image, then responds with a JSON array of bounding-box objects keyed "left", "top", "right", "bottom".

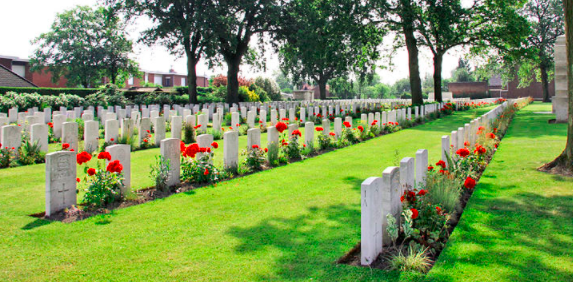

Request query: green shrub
[
  {"left": 243, "top": 146, "right": 266, "bottom": 172},
  {"left": 85, "top": 84, "right": 127, "bottom": 107},
  {"left": 0, "top": 86, "right": 97, "bottom": 97},
  {"left": 150, "top": 155, "right": 171, "bottom": 192}
]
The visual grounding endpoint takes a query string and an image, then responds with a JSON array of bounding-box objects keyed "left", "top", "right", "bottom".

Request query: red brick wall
[
  {"left": 0, "top": 58, "right": 12, "bottom": 69},
  {"left": 448, "top": 82, "right": 489, "bottom": 99},
  {"left": 505, "top": 77, "right": 555, "bottom": 100},
  {"left": 31, "top": 68, "right": 68, "bottom": 87}
]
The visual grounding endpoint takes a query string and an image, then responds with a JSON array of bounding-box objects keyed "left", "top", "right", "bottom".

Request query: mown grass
[
  {"left": 426, "top": 103, "right": 573, "bottom": 282},
  {"left": 0, "top": 106, "right": 494, "bottom": 281}
]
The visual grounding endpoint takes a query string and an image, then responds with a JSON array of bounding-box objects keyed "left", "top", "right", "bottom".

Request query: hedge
[{"left": 0, "top": 87, "right": 98, "bottom": 97}]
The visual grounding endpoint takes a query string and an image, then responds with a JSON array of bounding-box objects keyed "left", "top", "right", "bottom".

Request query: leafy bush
[
  {"left": 181, "top": 143, "right": 221, "bottom": 184},
  {"left": 17, "top": 140, "right": 45, "bottom": 166},
  {"left": 183, "top": 123, "right": 196, "bottom": 144},
  {"left": 150, "top": 155, "right": 171, "bottom": 192},
  {"left": 0, "top": 86, "right": 97, "bottom": 97},
  {"left": 79, "top": 152, "right": 124, "bottom": 208},
  {"left": 0, "top": 147, "right": 15, "bottom": 168},
  {"left": 238, "top": 86, "right": 260, "bottom": 102},
  {"left": 243, "top": 145, "right": 266, "bottom": 172},
  {"left": 253, "top": 77, "right": 282, "bottom": 101},
  {"left": 85, "top": 84, "right": 127, "bottom": 107}
]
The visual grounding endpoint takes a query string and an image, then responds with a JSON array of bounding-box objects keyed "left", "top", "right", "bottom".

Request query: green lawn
[
  {"left": 426, "top": 103, "right": 573, "bottom": 282},
  {"left": 1, "top": 106, "right": 495, "bottom": 281}
]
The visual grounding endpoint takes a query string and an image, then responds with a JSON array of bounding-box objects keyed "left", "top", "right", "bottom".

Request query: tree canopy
[{"left": 30, "top": 6, "right": 139, "bottom": 88}]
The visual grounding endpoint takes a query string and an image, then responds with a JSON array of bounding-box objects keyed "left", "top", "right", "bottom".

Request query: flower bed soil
[{"left": 337, "top": 112, "right": 515, "bottom": 272}]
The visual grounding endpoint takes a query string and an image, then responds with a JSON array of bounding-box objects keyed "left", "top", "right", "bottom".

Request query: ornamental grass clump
[{"left": 79, "top": 151, "right": 125, "bottom": 208}]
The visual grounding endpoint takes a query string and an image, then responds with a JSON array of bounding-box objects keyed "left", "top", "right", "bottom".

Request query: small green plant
[
  {"left": 80, "top": 151, "right": 124, "bottom": 209},
  {"left": 207, "top": 128, "right": 223, "bottom": 140},
  {"left": 181, "top": 146, "right": 221, "bottom": 184},
  {"left": 267, "top": 142, "right": 280, "bottom": 167},
  {"left": 150, "top": 155, "right": 171, "bottom": 192},
  {"left": 18, "top": 140, "right": 45, "bottom": 165},
  {"left": 0, "top": 147, "right": 14, "bottom": 168},
  {"left": 388, "top": 247, "right": 432, "bottom": 273},
  {"left": 183, "top": 123, "right": 195, "bottom": 144},
  {"left": 243, "top": 145, "right": 266, "bottom": 172},
  {"left": 282, "top": 130, "right": 302, "bottom": 161}
]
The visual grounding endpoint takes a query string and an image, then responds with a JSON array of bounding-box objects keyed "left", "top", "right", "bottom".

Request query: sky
[{"left": 0, "top": 0, "right": 463, "bottom": 85}]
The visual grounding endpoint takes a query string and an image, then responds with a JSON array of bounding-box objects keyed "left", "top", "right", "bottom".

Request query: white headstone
[
  {"left": 153, "top": 117, "right": 166, "bottom": 146},
  {"left": 160, "top": 138, "right": 181, "bottom": 187},
  {"left": 415, "top": 149, "right": 428, "bottom": 187},
  {"left": 62, "top": 122, "right": 78, "bottom": 153},
  {"left": 30, "top": 124, "right": 49, "bottom": 152},
  {"left": 45, "top": 151, "right": 77, "bottom": 216},
  {"left": 361, "top": 177, "right": 383, "bottom": 266},
  {"left": 400, "top": 157, "right": 414, "bottom": 193},
  {"left": 381, "top": 166, "right": 401, "bottom": 246},
  {"left": 106, "top": 144, "right": 131, "bottom": 193},
  {"left": 171, "top": 116, "right": 183, "bottom": 140},
  {"left": 247, "top": 128, "right": 261, "bottom": 151}
]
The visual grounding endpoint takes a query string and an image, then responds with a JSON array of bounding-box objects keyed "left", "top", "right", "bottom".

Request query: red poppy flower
[
  {"left": 97, "top": 151, "right": 112, "bottom": 161},
  {"left": 62, "top": 143, "right": 70, "bottom": 150},
  {"left": 410, "top": 208, "right": 419, "bottom": 219},
  {"left": 144, "top": 139, "right": 148, "bottom": 143},
  {"left": 76, "top": 178, "right": 80, "bottom": 183},
  {"left": 315, "top": 127, "right": 324, "bottom": 132},
  {"left": 417, "top": 189, "right": 428, "bottom": 196},
  {"left": 211, "top": 142, "right": 219, "bottom": 149},
  {"left": 456, "top": 148, "right": 470, "bottom": 158},
  {"left": 291, "top": 129, "right": 302, "bottom": 137},
  {"left": 203, "top": 168, "right": 209, "bottom": 175},
  {"left": 275, "top": 122, "right": 288, "bottom": 133},
  {"left": 487, "top": 133, "right": 496, "bottom": 139},
  {"left": 264, "top": 148, "right": 268, "bottom": 153},
  {"left": 87, "top": 168, "right": 96, "bottom": 176},
  {"left": 329, "top": 132, "right": 335, "bottom": 136},
  {"left": 436, "top": 206, "right": 442, "bottom": 214},
  {"left": 146, "top": 130, "right": 150, "bottom": 133},
  {"left": 464, "top": 177, "right": 476, "bottom": 189},
  {"left": 428, "top": 165, "right": 434, "bottom": 171},
  {"left": 76, "top": 151, "right": 92, "bottom": 165},
  {"left": 400, "top": 196, "right": 405, "bottom": 202},
  {"left": 343, "top": 121, "right": 351, "bottom": 128},
  {"left": 11, "top": 147, "right": 14, "bottom": 150},
  {"left": 252, "top": 144, "right": 260, "bottom": 149},
  {"left": 436, "top": 160, "right": 446, "bottom": 168},
  {"left": 185, "top": 143, "right": 199, "bottom": 158},
  {"left": 464, "top": 141, "right": 470, "bottom": 147},
  {"left": 357, "top": 125, "right": 364, "bottom": 132},
  {"left": 474, "top": 145, "right": 486, "bottom": 155},
  {"left": 106, "top": 160, "right": 123, "bottom": 173},
  {"left": 110, "top": 138, "right": 114, "bottom": 142}
]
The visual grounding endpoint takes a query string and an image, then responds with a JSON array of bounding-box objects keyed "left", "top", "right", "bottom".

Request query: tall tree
[
  {"left": 205, "top": 0, "right": 281, "bottom": 104},
  {"left": 276, "top": 0, "right": 384, "bottom": 100},
  {"left": 110, "top": 0, "right": 216, "bottom": 103},
  {"left": 516, "top": 0, "right": 564, "bottom": 102},
  {"left": 415, "top": 0, "right": 529, "bottom": 102},
  {"left": 544, "top": 0, "right": 573, "bottom": 172},
  {"left": 30, "top": 6, "right": 139, "bottom": 88},
  {"left": 373, "top": 0, "right": 424, "bottom": 105}
]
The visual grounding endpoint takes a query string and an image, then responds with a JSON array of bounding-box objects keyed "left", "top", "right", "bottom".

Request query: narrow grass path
[
  {"left": 426, "top": 103, "right": 573, "bottom": 282},
  {"left": 0, "top": 106, "right": 493, "bottom": 281}
]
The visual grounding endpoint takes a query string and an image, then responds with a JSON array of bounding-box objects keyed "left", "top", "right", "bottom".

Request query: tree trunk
[
  {"left": 543, "top": 0, "right": 573, "bottom": 172},
  {"left": 540, "top": 61, "right": 550, "bottom": 103},
  {"left": 433, "top": 53, "right": 444, "bottom": 102},
  {"left": 564, "top": 0, "right": 573, "bottom": 166},
  {"left": 187, "top": 54, "right": 198, "bottom": 104},
  {"left": 317, "top": 77, "right": 328, "bottom": 100},
  {"left": 226, "top": 56, "right": 241, "bottom": 104},
  {"left": 403, "top": 22, "right": 424, "bottom": 105}
]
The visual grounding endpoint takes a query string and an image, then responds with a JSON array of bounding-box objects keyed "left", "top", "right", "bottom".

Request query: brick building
[
  {"left": 448, "top": 74, "right": 555, "bottom": 100},
  {"left": 0, "top": 55, "right": 209, "bottom": 88}
]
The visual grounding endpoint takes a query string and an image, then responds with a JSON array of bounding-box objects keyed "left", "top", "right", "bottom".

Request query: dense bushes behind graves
[{"left": 0, "top": 87, "right": 98, "bottom": 97}]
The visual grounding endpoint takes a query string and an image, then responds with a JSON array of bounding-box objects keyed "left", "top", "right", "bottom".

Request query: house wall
[{"left": 505, "top": 77, "right": 555, "bottom": 100}]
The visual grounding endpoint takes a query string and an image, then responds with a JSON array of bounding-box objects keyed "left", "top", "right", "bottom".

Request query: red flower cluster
[
  {"left": 464, "top": 177, "right": 476, "bottom": 189},
  {"left": 428, "top": 165, "right": 434, "bottom": 171},
  {"left": 343, "top": 121, "right": 351, "bottom": 128},
  {"left": 329, "top": 132, "right": 336, "bottom": 136},
  {"left": 410, "top": 208, "right": 419, "bottom": 219},
  {"left": 211, "top": 142, "right": 218, "bottom": 149},
  {"left": 487, "top": 133, "right": 496, "bottom": 139},
  {"left": 417, "top": 189, "right": 428, "bottom": 196},
  {"left": 106, "top": 160, "right": 123, "bottom": 173},
  {"left": 371, "top": 120, "right": 378, "bottom": 126},
  {"left": 47, "top": 122, "right": 53, "bottom": 128},
  {"left": 76, "top": 151, "right": 92, "bottom": 165},
  {"left": 401, "top": 190, "right": 417, "bottom": 203},
  {"left": 184, "top": 143, "right": 199, "bottom": 158},
  {"left": 97, "top": 151, "right": 112, "bottom": 161},
  {"left": 315, "top": 127, "right": 324, "bottom": 132},
  {"left": 464, "top": 141, "right": 470, "bottom": 147},
  {"left": 203, "top": 168, "right": 209, "bottom": 175},
  {"left": 357, "top": 125, "right": 364, "bottom": 132},
  {"left": 275, "top": 122, "right": 288, "bottom": 133},
  {"left": 291, "top": 129, "right": 301, "bottom": 137},
  {"left": 474, "top": 144, "right": 486, "bottom": 155},
  {"left": 87, "top": 168, "right": 96, "bottom": 176},
  {"left": 252, "top": 144, "right": 260, "bottom": 149},
  {"left": 436, "top": 160, "right": 446, "bottom": 169},
  {"left": 456, "top": 148, "right": 470, "bottom": 158},
  {"left": 62, "top": 143, "right": 70, "bottom": 150}
]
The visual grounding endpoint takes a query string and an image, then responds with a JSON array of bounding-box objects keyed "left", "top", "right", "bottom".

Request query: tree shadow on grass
[
  {"left": 429, "top": 183, "right": 573, "bottom": 281},
  {"left": 227, "top": 204, "right": 402, "bottom": 281},
  {"left": 343, "top": 176, "right": 366, "bottom": 191}
]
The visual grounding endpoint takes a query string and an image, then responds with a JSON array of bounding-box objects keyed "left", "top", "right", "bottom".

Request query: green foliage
[
  {"left": 85, "top": 84, "right": 128, "bottom": 107},
  {"left": 243, "top": 147, "right": 266, "bottom": 172},
  {"left": 183, "top": 123, "right": 196, "bottom": 144},
  {"left": 30, "top": 6, "right": 139, "bottom": 87},
  {"left": 0, "top": 147, "right": 15, "bottom": 168},
  {"left": 17, "top": 140, "right": 46, "bottom": 166},
  {"left": 0, "top": 87, "right": 97, "bottom": 97},
  {"left": 238, "top": 86, "right": 260, "bottom": 102},
  {"left": 277, "top": 0, "right": 384, "bottom": 99},
  {"left": 267, "top": 142, "right": 280, "bottom": 167},
  {"left": 388, "top": 247, "right": 432, "bottom": 273},
  {"left": 150, "top": 155, "right": 171, "bottom": 192},
  {"left": 81, "top": 160, "right": 124, "bottom": 208},
  {"left": 0, "top": 92, "right": 87, "bottom": 112},
  {"left": 181, "top": 154, "right": 221, "bottom": 184},
  {"left": 253, "top": 77, "right": 282, "bottom": 101}
]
